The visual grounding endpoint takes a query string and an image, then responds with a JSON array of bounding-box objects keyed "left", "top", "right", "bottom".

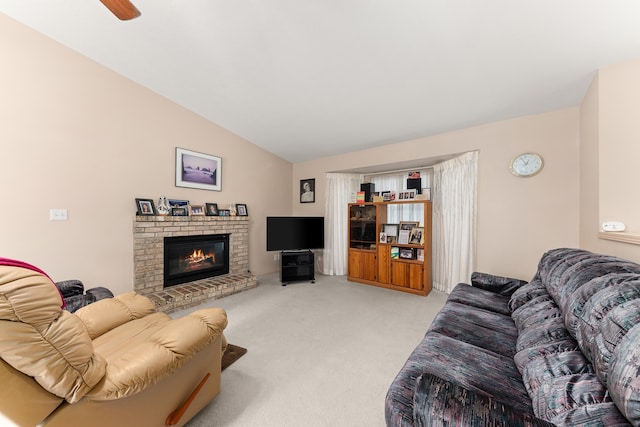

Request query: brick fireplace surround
[{"left": 134, "top": 215, "right": 257, "bottom": 313}]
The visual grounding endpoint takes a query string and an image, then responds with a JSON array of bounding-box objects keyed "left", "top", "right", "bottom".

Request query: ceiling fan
[{"left": 99, "top": 0, "right": 141, "bottom": 20}]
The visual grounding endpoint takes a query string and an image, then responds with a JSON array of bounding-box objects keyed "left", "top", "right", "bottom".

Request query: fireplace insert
[{"left": 164, "top": 234, "right": 230, "bottom": 287}]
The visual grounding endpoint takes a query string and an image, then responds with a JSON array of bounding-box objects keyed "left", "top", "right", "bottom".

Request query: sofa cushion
[
  {"left": 516, "top": 317, "right": 573, "bottom": 352},
  {"left": 429, "top": 301, "right": 518, "bottom": 358},
  {"left": 412, "top": 373, "right": 553, "bottom": 427},
  {"left": 447, "top": 283, "right": 512, "bottom": 316},
  {"left": 608, "top": 324, "right": 640, "bottom": 425},
  {"left": 509, "top": 277, "right": 548, "bottom": 312}
]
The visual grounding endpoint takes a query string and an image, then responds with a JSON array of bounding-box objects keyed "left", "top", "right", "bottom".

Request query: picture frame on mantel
[
  {"left": 176, "top": 147, "right": 221, "bottom": 191},
  {"left": 135, "top": 198, "right": 157, "bottom": 216}
]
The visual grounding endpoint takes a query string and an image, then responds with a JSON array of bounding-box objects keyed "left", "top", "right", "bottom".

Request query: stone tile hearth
[{"left": 133, "top": 215, "right": 257, "bottom": 313}]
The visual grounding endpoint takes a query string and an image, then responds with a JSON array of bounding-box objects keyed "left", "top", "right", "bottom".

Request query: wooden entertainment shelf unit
[{"left": 347, "top": 201, "right": 432, "bottom": 296}]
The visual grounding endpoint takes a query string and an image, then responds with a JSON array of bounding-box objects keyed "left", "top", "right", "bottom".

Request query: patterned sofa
[{"left": 385, "top": 248, "right": 640, "bottom": 426}]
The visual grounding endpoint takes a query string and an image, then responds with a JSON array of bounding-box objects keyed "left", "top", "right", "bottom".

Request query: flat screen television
[{"left": 266, "top": 216, "right": 325, "bottom": 251}]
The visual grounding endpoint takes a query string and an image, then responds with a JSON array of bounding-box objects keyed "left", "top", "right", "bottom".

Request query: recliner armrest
[{"left": 470, "top": 272, "right": 528, "bottom": 296}]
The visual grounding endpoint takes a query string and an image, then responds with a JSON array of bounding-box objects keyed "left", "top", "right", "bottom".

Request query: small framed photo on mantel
[
  {"left": 135, "top": 198, "right": 157, "bottom": 216},
  {"left": 236, "top": 204, "right": 248, "bottom": 216}
]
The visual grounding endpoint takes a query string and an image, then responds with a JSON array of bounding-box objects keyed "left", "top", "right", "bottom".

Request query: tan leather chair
[{"left": 0, "top": 259, "right": 227, "bottom": 427}]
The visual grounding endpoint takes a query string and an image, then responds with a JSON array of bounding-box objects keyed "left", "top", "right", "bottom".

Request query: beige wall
[
  {"left": 0, "top": 14, "right": 292, "bottom": 295},
  {"left": 580, "top": 59, "right": 640, "bottom": 263},
  {"left": 293, "top": 109, "right": 581, "bottom": 281}
]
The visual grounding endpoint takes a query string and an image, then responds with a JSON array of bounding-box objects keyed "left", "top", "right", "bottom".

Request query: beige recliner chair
[{"left": 0, "top": 258, "right": 227, "bottom": 427}]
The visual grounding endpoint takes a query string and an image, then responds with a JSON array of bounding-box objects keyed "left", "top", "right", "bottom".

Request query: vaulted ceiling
[{"left": 2, "top": 1, "right": 640, "bottom": 163}]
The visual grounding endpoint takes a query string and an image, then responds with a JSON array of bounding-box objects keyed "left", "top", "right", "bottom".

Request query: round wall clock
[{"left": 509, "top": 152, "right": 544, "bottom": 177}]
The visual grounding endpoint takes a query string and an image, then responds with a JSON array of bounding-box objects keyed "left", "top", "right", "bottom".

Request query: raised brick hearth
[{"left": 134, "top": 215, "right": 257, "bottom": 313}]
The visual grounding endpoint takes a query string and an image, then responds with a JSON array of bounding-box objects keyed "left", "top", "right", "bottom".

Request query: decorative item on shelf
[
  {"left": 416, "top": 248, "right": 425, "bottom": 261},
  {"left": 236, "top": 204, "right": 248, "bottom": 216},
  {"left": 189, "top": 205, "right": 205, "bottom": 216},
  {"left": 135, "top": 198, "right": 157, "bottom": 216},
  {"left": 300, "top": 178, "right": 315, "bottom": 203},
  {"left": 398, "top": 189, "right": 417, "bottom": 201},
  {"left": 399, "top": 248, "right": 414, "bottom": 259},
  {"left": 390, "top": 247, "right": 399, "bottom": 259},
  {"left": 398, "top": 222, "right": 419, "bottom": 244},
  {"left": 379, "top": 232, "right": 387, "bottom": 243},
  {"left": 156, "top": 196, "right": 170, "bottom": 215},
  {"left": 409, "top": 227, "right": 424, "bottom": 245},
  {"left": 175, "top": 147, "right": 222, "bottom": 191},
  {"left": 360, "top": 183, "right": 375, "bottom": 202},
  {"left": 168, "top": 199, "right": 189, "bottom": 208},
  {"left": 218, "top": 209, "right": 231, "bottom": 217},
  {"left": 171, "top": 207, "right": 188, "bottom": 216},
  {"left": 407, "top": 171, "right": 422, "bottom": 194},
  {"left": 382, "top": 191, "right": 391, "bottom": 202},
  {"left": 205, "top": 203, "right": 219, "bottom": 216},
  {"left": 382, "top": 224, "right": 399, "bottom": 244},
  {"left": 228, "top": 204, "right": 237, "bottom": 216}
]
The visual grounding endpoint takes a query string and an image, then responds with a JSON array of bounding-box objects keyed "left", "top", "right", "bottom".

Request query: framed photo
[
  {"left": 189, "top": 205, "right": 205, "bottom": 216},
  {"left": 168, "top": 199, "right": 189, "bottom": 208},
  {"left": 409, "top": 227, "right": 424, "bottom": 245},
  {"left": 236, "top": 204, "right": 248, "bottom": 216},
  {"left": 399, "top": 248, "right": 414, "bottom": 259},
  {"left": 171, "top": 207, "right": 188, "bottom": 216},
  {"left": 135, "top": 198, "right": 157, "bottom": 215},
  {"left": 205, "top": 203, "right": 219, "bottom": 216},
  {"left": 383, "top": 224, "right": 399, "bottom": 244},
  {"left": 176, "top": 147, "right": 221, "bottom": 191},
  {"left": 218, "top": 209, "right": 230, "bottom": 217},
  {"left": 398, "top": 221, "right": 419, "bottom": 244},
  {"left": 379, "top": 232, "right": 387, "bottom": 243},
  {"left": 382, "top": 191, "right": 391, "bottom": 201},
  {"left": 423, "top": 187, "right": 432, "bottom": 201},
  {"left": 416, "top": 248, "right": 425, "bottom": 262},
  {"left": 300, "top": 178, "right": 315, "bottom": 203}
]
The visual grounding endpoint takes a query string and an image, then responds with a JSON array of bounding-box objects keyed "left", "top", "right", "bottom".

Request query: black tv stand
[{"left": 280, "top": 250, "right": 315, "bottom": 286}]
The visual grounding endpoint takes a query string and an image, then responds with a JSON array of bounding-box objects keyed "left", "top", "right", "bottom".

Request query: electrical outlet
[
  {"left": 49, "top": 209, "right": 68, "bottom": 221},
  {"left": 274, "top": 253, "right": 280, "bottom": 261}
]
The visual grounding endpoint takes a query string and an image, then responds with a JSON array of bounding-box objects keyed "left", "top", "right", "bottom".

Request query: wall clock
[{"left": 509, "top": 152, "right": 544, "bottom": 177}]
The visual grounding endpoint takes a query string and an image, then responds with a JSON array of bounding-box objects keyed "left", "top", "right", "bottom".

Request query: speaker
[
  {"left": 360, "top": 183, "right": 375, "bottom": 202},
  {"left": 406, "top": 178, "right": 422, "bottom": 194}
]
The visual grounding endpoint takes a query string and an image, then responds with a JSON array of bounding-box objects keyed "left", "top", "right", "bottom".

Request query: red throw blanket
[{"left": 0, "top": 257, "right": 66, "bottom": 308}]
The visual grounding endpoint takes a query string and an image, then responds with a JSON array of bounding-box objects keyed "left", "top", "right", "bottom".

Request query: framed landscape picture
[{"left": 176, "top": 147, "right": 221, "bottom": 191}]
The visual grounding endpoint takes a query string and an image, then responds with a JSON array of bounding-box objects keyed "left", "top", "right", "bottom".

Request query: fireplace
[{"left": 164, "top": 234, "right": 230, "bottom": 287}]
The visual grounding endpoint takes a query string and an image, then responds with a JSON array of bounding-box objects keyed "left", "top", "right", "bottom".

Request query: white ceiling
[{"left": 2, "top": 1, "right": 640, "bottom": 163}]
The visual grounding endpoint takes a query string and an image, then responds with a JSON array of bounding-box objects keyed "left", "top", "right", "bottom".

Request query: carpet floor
[{"left": 173, "top": 273, "right": 448, "bottom": 427}]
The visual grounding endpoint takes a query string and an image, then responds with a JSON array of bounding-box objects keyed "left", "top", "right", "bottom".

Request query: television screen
[{"left": 266, "top": 216, "right": 325, "bottom": 251}]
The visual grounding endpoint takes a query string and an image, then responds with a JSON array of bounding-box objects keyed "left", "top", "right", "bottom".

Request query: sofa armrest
[
  {"left": 412, "top": 373, "right": 554, "bottom": 427},
  {"left": 470, "top": 272, "right": 528, "bottom": 296},
  {"left": 75, "top": 292, "right": 156, "bottom": 339}
]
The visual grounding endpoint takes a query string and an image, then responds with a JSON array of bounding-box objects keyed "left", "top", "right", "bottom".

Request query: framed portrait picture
[
  {"left": 409, "top": 226, "right": 424, "bottom": 245},
  {"left": 398, "top": 221, "right": 419, "bottom": 244},
  {"left": 176, "top": 147, "right": 221, "bottom": 191},
  {"left": 300, "top": 178, "right": 315, "bottom": 203},
  {"left": 189, "top": 205, "right": 205, "bottom": 216},
  {"left": 205, "top": 203, "right": 219, "bottom": 216},
  {"left": 236, "top": 204, "right": 248, "bottom": 216},
  {"left": 135, "top": 198, "right": 157, "bottom": 215}
]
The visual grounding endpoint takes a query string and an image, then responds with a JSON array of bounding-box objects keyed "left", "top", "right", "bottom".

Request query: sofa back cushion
[
  {"left": 0, "top": 263, "right": 106, "bottom": 403},
  {"left": 513, "top": 248, "right": 640, "bottom": 425}
]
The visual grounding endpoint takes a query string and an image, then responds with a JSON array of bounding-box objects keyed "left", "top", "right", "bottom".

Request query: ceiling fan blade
[{"left": 99, "top": 0, "right": 141, "bottom": 20}]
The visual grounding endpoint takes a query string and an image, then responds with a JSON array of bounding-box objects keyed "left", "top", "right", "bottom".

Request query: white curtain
[
  {"left": 322, "top": 173, "right": 362, "bottom": 275},
  {"left": 367, "top": 169, "right": 432, "bottom": 223},
  {"left": 432, "top": 151, "right": 478, "bottom": 294}
]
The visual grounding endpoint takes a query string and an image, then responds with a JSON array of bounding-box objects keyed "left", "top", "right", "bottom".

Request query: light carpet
[{"left": 174, "top": 273, "right": 448, "bottom": 427}]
